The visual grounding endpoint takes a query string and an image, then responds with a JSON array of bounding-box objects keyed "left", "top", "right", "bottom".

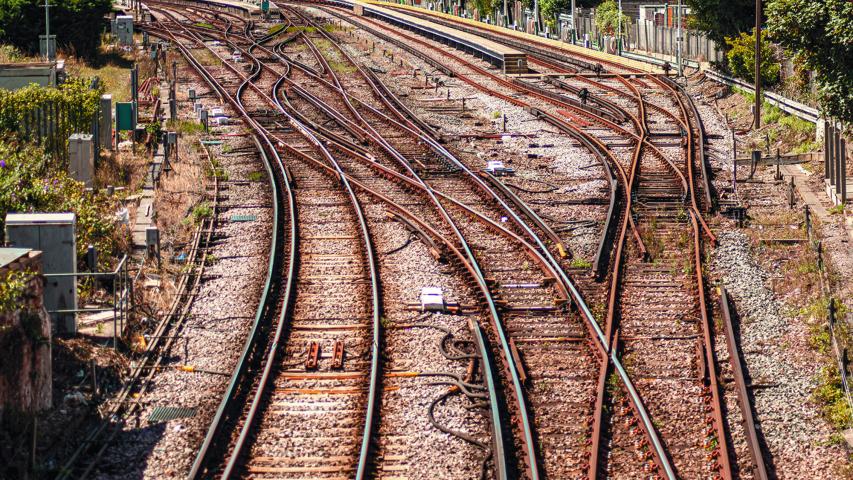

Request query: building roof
[
  {"left": 5, "top": 212, "right": 75, "bottom": 225},
  {"left": 0, "top": 248, "right": 33, "bottom": 269}
]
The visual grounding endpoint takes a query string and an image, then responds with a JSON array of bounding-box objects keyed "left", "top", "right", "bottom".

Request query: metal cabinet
[{"left": 5, "top": 213, "right": 77, "bottom": 334}]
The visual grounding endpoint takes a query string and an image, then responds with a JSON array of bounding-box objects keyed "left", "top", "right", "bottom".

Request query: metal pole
[
  {"left": 534, "top": 0, "right": 541, "bottom": 33},
  {"left": 43, "top": 0, "right": 50, "bottom": 61},
  {"left": 570, "top": 0, "right": 576, "bottom": 43},
  {"left": 754, "top": 0, "right": 762, "bottom": 129},
  {"left": 676, "top": 0, "right": 683, "bottom": 76},
  {"left": 617, "top": 0, "right": 622, "bottom": 54}
]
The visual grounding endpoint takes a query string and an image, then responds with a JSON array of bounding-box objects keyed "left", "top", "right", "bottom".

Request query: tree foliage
[
  {"left": 767, "top": 0, "right": 853, "bottom": 122},
  {"left": 472, "top": 0, "right": 501, "bottom": 18},
  {"left": 685, "top": 0, "right": 755, "bottom": 46},
  {"left": 0, "top": 0, "right": 113, "bottom": 58},
  {"left": 725, "top": 29, "right": 779, "bottom": 86},
  {"left": 594, "top": 0, "right": 631, "bottom": 36},
  {"left": 539, "top": 0, "right": 567, "bottom": 27}
]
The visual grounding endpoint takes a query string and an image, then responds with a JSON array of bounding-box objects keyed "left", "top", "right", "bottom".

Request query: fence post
[
  {"left": 825, "top": 121, "right": 832, "bottom": 182},
  {"left": 817, "top": 240, "right": 823, "bottom": 271}
]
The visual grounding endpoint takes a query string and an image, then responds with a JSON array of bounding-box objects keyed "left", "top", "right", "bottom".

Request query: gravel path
[{"left": 713, "top": 231, "right": 846, "bottom": 478}]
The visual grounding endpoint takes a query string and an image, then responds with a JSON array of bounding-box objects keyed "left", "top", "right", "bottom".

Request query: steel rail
[
  {"left": 669, "top": 77, "right": 715, "bottom": 212},
  {"left": 480, "top": 171, "right": 571, "bottom": 259},
  {"left": 587, "top": 88, "right": 664, "bottom": 479},
  {"left": 177, "top": 8, "right": 686, "bottom": 479},
  {"left": 263, "top": 43, "right": 384, "bottom": 480},
  {"left": 344, "top": 8, "right": 712, "bottom": 478},
  {"left": 320, "top": 9, "right": 683, "bottom": 478},
  {"left": 342, "top": 33, "right": 681, "bottom": 480},
  {"left": 312, "top": 9, "right": 731, "bottom": 480},
  {"left": 525, "top": 109, "right": 624, "bottom": 276},
  {"left": 648, "top": 75, "right": 716, "bottom": 243},
  {"left": 163, "top": 9, "right": 510, "bottom": 478},
  {"left": 290, "top": 11, "right": 624, "bottom": 476},
  {"left": 689, "top": 210, "right": 733, "bottom": 479},
  {"left": 719, "top": 287, "right": 771, "bottom": 480},
  {"left": 147, "top": 12, "right": 384, "bottom": 479},
  {"left": 642, "top": 77, "right": 730, "bottom": 479},
  {"left": 285, "top": 19, "right": 526, "bottom": 477},
  {"left": 342, "top": 12, "right": 687, "bottom": 255},
  {"left": 272, "top": 53, "right": 517, "bottom": 480},
  {"left": 658, "top": 73, "right": 729, "bottom": 480},
  {"left": 143, "top": 22, "right": 299, "bottom": 480},
  {"left": 529, "top": 56, "right": 684, "bottom": 129}
]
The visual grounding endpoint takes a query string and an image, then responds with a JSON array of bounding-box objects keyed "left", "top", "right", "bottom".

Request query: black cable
[{"left": 382, "top": 234, "right": 414, "bottom": 255}]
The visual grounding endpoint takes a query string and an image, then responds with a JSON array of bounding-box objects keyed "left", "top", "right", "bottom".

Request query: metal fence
[
  {"left": 571, "top": 14, "right": 722, "bottom": 62},
  {"left": 43, "top": 254, "right": 133, "bottom": 348},
  {"left": 629, "top": 20, "right": 722, "bottom": 62}
]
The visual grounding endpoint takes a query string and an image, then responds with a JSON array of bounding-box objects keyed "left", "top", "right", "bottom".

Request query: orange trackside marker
[
  {"left": 331, "top": 341, "right": 344, "bottom": 369},
  {"left": 305, "top": 342, "right": 320, "bottom": 370}
]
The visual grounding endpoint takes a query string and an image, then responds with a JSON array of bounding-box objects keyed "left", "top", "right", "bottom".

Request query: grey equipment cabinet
[{"left": 5, "top": 213, "right": 78, "bottom": 334}]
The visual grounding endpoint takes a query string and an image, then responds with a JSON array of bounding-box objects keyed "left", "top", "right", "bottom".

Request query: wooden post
[
  {"left": 775, "top": 149, "right": 781, "bottom": 181},
  {"left": 789, "top": 177, "right": 795, "bottom": 209}
]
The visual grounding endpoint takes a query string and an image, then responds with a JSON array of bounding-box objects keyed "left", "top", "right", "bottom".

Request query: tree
[
  {"left": 725, "top": 29, "right": 779, "bottom": 86},
  {"left": 472, "top": 0, "right": 501, "bottom": 18},
  {"left": 594, "top": 0, "right": 630, "bottom": 36},
  {"left": 0, "top": 0, "right": 113, "bottom": 58},
  {"left": 767, "top": 0, "right": 853, "bottom": 122},
  {"left": 540, "top": 0, "right": 568, "bottom": 28},
  {"left": 685, "top": 0, "right": 755, "bottom": 46}
]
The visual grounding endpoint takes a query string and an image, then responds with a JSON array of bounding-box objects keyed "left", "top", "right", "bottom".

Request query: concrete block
[
  {"left": 68, "top": 133, "right": 94, "bottom": 188},
  {"left": 100, "top": 95, "right": 112, "bottom": 150}
]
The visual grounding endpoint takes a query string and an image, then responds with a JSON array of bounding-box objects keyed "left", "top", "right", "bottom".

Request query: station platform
[
  {"left": 146, "top": 0, "right": 281, "bottom": 18},
  {"left": 361, "top": 1, "right": 659, "bottom": 73},
  {"left": 342, "top": 0, "right": 527, "bottom": 74}
]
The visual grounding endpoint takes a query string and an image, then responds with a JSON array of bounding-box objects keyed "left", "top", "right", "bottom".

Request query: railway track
[
  {"left": 65, "top": 2, "right": 773, "bottom": 479},
  {"left": 143, "top": 10, "right": 384, "bottom": 479},
  {"left": 142, "top": 4, "right": 513, "bottom": 479},
  {"left": 295, "top": 5, "right": 766, "bottom": 479}
]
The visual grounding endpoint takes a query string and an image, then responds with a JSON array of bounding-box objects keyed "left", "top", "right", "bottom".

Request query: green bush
[
  {"left": 767, "top": 0, "right": 853, "bottom": 123},
  {"left": 0, "top": 140, "right": 118, "bottom": 269},
  {"left": 191, "top": 202, "right": 212, "bottom": 224},
  {"left": 0, "top": 79, "right": 102, "bottom": 163},
  {"left": 725, "top": 29, "right": 780, "bottom": 86},
  {"left": 813, "top": 364, "right": 853, "bottom": 429},
  {"left": 0, "top": 268, "right": 31, "bottom": 316}
]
